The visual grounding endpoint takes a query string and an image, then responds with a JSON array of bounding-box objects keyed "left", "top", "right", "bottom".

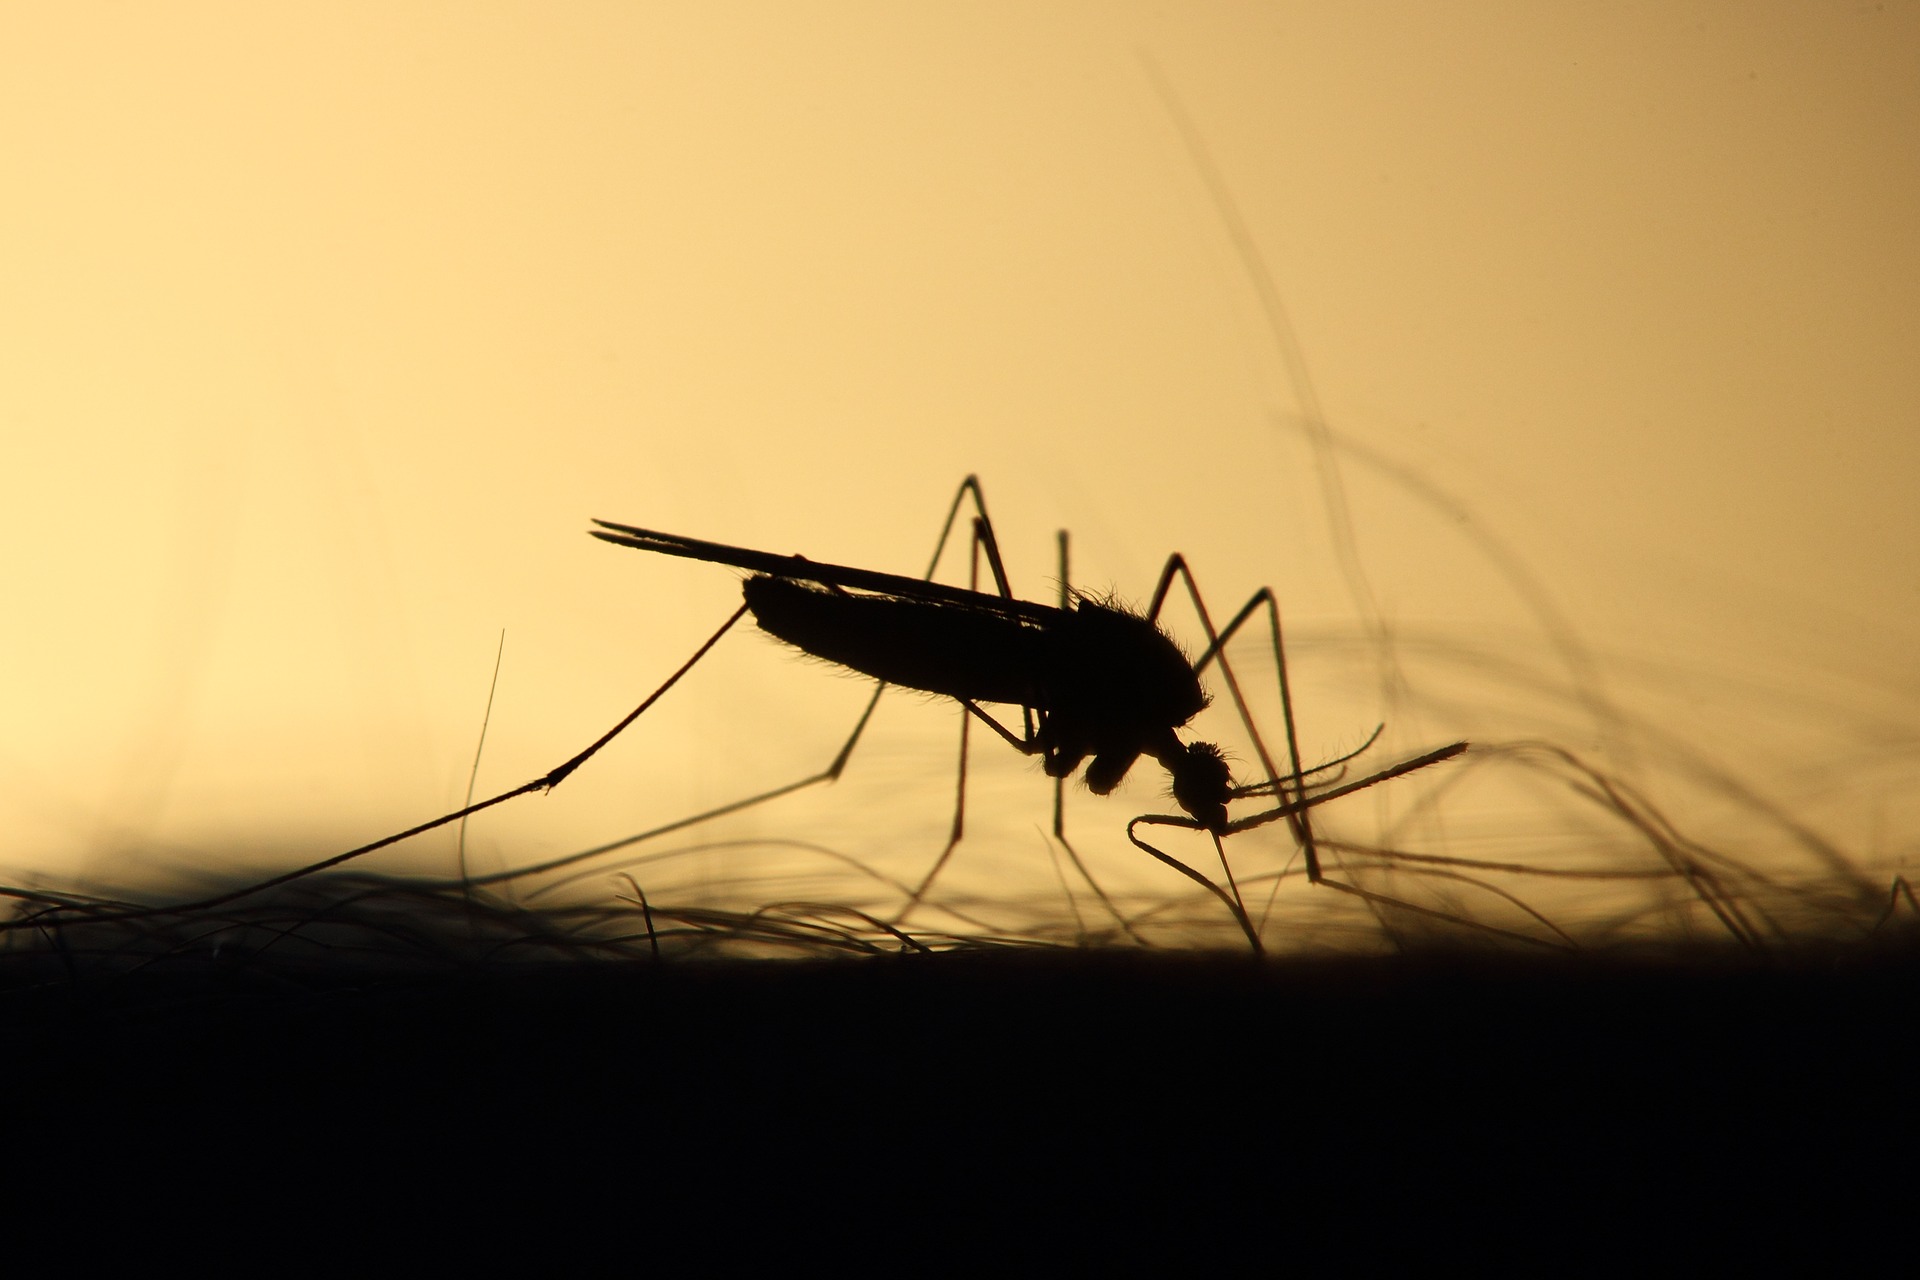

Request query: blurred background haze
[{"left": 3, "top": 3, "right": 1915, "bottom": 945}]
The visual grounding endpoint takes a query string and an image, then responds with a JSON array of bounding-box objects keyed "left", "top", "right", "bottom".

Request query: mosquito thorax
[{"left": 1051, "top": 598, "right": 1209, "bottom": 729}]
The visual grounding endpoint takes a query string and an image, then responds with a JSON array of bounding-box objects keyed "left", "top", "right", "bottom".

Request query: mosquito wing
[{"left": 590, "top": 519, "right": 1058, "bottom": 624}]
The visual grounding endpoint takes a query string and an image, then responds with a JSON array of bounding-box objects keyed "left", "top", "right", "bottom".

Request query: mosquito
[
  {"left": 0, "top": 475, "right": 1463, "bottom": 953},
  {"left": 588, "top": 475, "right": 1466, "bottom": 951}
]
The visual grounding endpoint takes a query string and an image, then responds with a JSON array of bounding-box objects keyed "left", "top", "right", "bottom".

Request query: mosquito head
[{"left": 1160, "top": 739, "right": 1232, "bottom": 834}]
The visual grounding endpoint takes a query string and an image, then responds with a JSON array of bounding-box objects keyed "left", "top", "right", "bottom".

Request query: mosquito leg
[
  {"left": 1222, "top": 742, "right": 1467, "bottom": 837},
  {"left": 1221, "top": 742, "right": 1553, "bottom": 949},
  {"left": 541, "top": 605, "right": 749, "bottom": 789},
  {"left": 893, "top": 489, "right": 1136, "bottom": 941},
  {"left": 813, "top": 473, "right": 1009, "bottom": 784},
  {"left": 727, "top": 476, "right": 1009, "bottom": 798},
  {"left": 521, "top": 477, "right": 1024, "bottom": 910},
  {"left": 1047, "top": 526, "right": 1144, "bottom": 944},
  {"left": 896, "top": 705, "right": 972, "bottom": 926},
  {"left": 893, "top": 485, "right": 1015, "bottom": 929},
  {"left": 1127, "top": 817, "right": 1263, "bottom": 954},
  {"left": 1128, "top": 743, "right": 1474, "bottom": 952},
  {"left": 1, "top": 603, "right": 758, "bottom": 934},
  {"left": 1145, "top": 556, "right": 1319, "bottom": 881},
  {"left": 942, "top": 477, "right": 1037, "bottom": 740}
]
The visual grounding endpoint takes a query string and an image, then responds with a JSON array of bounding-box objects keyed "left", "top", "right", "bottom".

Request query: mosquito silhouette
[
  {"left": 0, "top": 475, "right": 1464, "bottom": 953},
  {"left": 587, "top": 476, "right": 1466, "bottom": 951}
]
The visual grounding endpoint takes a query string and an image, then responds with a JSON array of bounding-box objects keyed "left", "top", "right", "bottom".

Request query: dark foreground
[{"left": 4, "top": 940, "right": 1914, "bottom": 1266}]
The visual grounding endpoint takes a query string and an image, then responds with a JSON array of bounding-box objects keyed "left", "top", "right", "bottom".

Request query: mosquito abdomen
[{"left": 743, "top": 575, "right": 1045, "bottom": 707}]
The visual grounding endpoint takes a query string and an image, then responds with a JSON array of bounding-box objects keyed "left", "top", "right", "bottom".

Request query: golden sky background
[{"left": 4, "top": 3, "right": 1915, "bottom": 926}]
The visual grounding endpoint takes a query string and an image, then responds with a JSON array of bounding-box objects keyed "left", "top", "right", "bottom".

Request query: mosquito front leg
[
  {"left": 1126, "top": 742, "right": 1475, "bottom": 952},
  {"left": 1127, "top": 816, "right": 1263, "bottom": 954},
  {"left": 1145, "top": 556, "right": 1319, "bottom": 881}
]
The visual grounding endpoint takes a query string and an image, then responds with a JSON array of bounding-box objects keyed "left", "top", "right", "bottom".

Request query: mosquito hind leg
[
  {"left": 895, "top": 487, "right": 1139, "bottom": 943},
  {"left": 892, "top": 479, "right": 1025, "bottom": 930},
  {"left": 489, "top": 478, "right": 1017, "bottom": 910}
]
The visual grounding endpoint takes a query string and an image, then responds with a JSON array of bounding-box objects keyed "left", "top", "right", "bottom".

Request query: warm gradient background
[{"left": 4, "top": 4, "right": 1915, "bottom": 941}]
